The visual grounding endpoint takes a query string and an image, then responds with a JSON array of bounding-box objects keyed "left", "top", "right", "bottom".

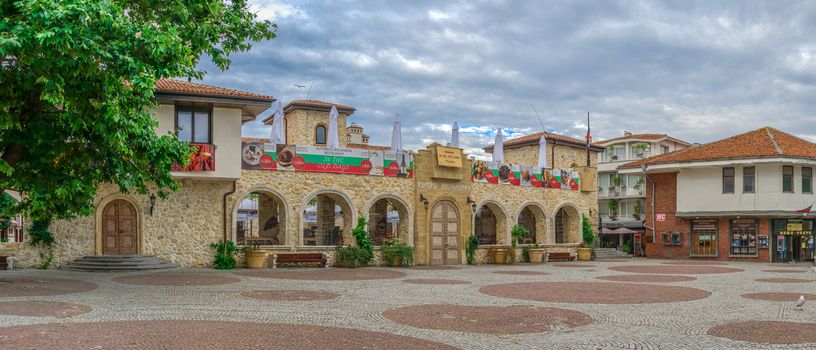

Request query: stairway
[
  {"left": 594, "top": 248, "right": 633, "bottom": 259},
  {"left": 62, "top": 255, "right": 178, "bottom": 272}
]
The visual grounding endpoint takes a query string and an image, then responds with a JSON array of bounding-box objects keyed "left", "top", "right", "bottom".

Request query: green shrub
[
  {"left": 466, "top": 235, "right": 479, "bottom": 265},
  {"left": 336, "top": 245, "right": 366, "bottom": 268},
  {"left": 209, "top": 241, "right": 238, "bottom": 270},
  {"left": 352, "top": 216, "right": 373, "bottom": 266},
  {"left": 581, "top": 214, "right": 595, "bottom": 248},
  {"left": 511, "top": 224, "right": 529, "bottom": 247},
  {"left": 381, "top": 237, "right": 412, "bottom": 266},
  {"left": 29, "top": 219, "right": 54, "bottom": 269}
]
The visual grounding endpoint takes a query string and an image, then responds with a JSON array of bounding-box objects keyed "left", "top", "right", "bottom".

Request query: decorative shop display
[
  {"left": 240, "top": 142, "right": 413, "bottom": 177},
  {"left": 471, "top": 160, "right": 579, "bottom": 190},
  {"left": 173, "top": 143, "right": 216, "bottom": 172}
]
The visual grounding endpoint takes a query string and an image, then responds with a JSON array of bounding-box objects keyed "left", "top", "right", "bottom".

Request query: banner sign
[
  {"left": 173, "top": 143, "right": 216, "bottom": 172},
  {"left": 470, "top": 160, "right": 579, "bottom": 190},
  {"left": 436, "top": 146, "right": 463, "bottom": 168},
  {"left": 241, "top": 142, "right": 413, "bottom": 177}
]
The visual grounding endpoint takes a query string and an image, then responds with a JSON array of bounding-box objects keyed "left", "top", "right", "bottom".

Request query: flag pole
[{"left": 585, "top": 112, "right": 591, "bottom": 166}]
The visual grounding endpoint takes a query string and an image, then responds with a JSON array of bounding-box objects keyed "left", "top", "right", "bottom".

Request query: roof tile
[{"left": 155, "top": 79, "right": 273, "bottom": 101}]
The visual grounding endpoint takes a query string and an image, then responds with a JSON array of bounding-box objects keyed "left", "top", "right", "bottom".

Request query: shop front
[{"left": 772, "top": 219, "right": 815, "bottom": 262}]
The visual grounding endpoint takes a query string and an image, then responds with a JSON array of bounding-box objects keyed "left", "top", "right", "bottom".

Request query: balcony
[
  {"left": 172, "top": 143, "right": 216, "bottom": 172},
  {"left": 599, "top": 151, "right": 652, "bottom": 164},
  {"left": 598, "top": 186, "right": 645, "bottom": 198}
]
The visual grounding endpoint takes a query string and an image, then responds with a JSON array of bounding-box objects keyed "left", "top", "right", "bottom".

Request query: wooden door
[
  {"left": 430, "top": 201, "right": 460, "bottom": 265},
  {"left": 102, "top": 199, "right": 138, "bottom": 255}
]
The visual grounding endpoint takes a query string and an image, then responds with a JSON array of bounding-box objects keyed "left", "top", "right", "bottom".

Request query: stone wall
[
  {"left": 284, "top": 108, "right": 349, "bottom": 147},
  {"left": 502, "top": 143, "right": 599, "bottom": 168}
]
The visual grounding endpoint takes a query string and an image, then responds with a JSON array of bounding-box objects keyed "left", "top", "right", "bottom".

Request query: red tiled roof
[
  {"left": 620, "top": 127, "right": 816, "bottom": 168},
  {"left": 597, "top": 133, "right": 691, "bottom": 146},
  {"left": 284, "top": 100, "right": 356, "bottom": 114},
  {"left": 347, "top": 143, "right": 391, "bottom": 151},
  {"left": 155, "top": 79, "right": 274, "bottom": 101},
  {"left": 241, "top": 137, "right": 269, "bottom": 144},
  {"left": 484, "top": 131, "right": 605, "bottom": 152}
]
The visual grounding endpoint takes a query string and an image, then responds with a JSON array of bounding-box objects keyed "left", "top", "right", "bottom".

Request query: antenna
[
  {"left": 530, "top": 104, "right": 546, "bottom": 132},
  {"left": 306, "top": 81, "right": 313, "bottom": 99}
]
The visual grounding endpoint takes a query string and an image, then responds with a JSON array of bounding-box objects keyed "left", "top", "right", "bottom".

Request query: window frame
[
  {"left": 690, "top": 219, "right": 718, "bottom": 257},
  {"left": 728, "top": 219, "right": 757, "bottom": 257},
  {"left": 742, "top": 166, "right": 755, "bottom": 193},
  {"left": 722, "top": 167, "right": 735, "bottom": 194},
  {"left": 174, "top": 105, "right": 213, "bottom": 144},
  {"left": 803, "top": 167, "right": 812, "bottom": 194},
  {"left": 315, "top": 124, "right": 327, "bottom": 145},
  {"left": 782, "top": 166, "right": 794, "bottom": 193}
]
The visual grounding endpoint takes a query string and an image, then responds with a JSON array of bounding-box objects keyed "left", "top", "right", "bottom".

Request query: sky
[{"left": 196, "top": 0, "right": 816, "bottom": 158}]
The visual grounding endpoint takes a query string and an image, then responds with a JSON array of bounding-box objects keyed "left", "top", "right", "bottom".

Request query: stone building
[{"left": 2, "top": 81, "right": 602, "bottom": 268}]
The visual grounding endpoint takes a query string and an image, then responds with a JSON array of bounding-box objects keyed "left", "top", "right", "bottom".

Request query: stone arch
[
  {"left": 474, "top": 200, "right": 510, "bottom": 245},
  {"left": 95, "top": 193, "right": 143, "bottom": 255},
  {"left": 515, "top": 201, "right": 548, "bottom": 244},
  {"left": 230, "top": 185, "right": 291, "bottom": 246},
  {"left": 300, "top": 189, "right": 357, "bottom": 247},
  {"left": 552, "top": 201, "right": 582, "bottom": 244},
  {"left": 363, "top": 193, "right": 413, "bottom": 246}
]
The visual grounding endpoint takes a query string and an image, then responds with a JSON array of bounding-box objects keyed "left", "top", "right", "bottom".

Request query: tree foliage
[
  {"left": 352, "top": 216, "right": 373, "bottom": 266},
  {"left": 0, "top": 0, "right": 276, "bottom": 221}
]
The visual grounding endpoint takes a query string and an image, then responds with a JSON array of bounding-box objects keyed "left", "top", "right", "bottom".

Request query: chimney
[{"left": 624, "top": 131, "right": 632, "bottom": 137}]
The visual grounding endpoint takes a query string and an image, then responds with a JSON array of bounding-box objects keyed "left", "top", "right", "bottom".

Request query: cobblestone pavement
[{"left": 1, "top": 258, "right": 815, "bottom": 349}]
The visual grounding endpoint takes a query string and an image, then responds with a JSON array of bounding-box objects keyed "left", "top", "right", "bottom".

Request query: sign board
[
  {"left": 655, "top": 213, "right": 666, "bottom": 222},
  {"left": 436, "top": 146, "right": 463, "bottom": 168},
  {"left": 471, "top": 160, "right": 579, "bottom": 190},
  {"left": 691, "top": 220, "right": 717, "bottom": 231},
  {"left": 786, "top": 222, "right": 803, "bottom": 232},
  {"left": 241, "top": 142, "right": 413, "bottom": 177}
]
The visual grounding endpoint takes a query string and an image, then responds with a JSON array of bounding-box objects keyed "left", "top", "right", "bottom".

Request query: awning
[{"left": 601, "top": 227, "right": 639, "bottom": 235}]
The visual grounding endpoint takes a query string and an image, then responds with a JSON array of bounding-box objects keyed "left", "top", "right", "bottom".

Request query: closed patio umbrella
[
  {"left": 391, "top": 114, "right": 405, "bottom": 174},
  {"left": 268, "top": 101, "right": 285, "bottom": 145},
  {"left": 451, "top": 121, "right": 460, "bottom": 148},
  {"left": 493, "top": 129, "right": 504, "bottom": 163},
  {"left": 327, "top": 105, "right": 340, "bottom": 147},
  {"left": 537, "top": 135, "right": 547, "bottom": 169}
]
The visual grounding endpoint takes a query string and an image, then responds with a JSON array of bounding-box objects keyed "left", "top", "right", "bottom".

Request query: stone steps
[
  {"left": 594, "top": 248, "right": 633, "bottom": 259},
  {"left": 62, "top": 255, "right": 178, "bottom": 272}
]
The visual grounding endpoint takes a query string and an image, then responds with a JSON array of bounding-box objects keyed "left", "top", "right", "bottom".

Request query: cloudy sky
[{"left": 197, "top": 0, "right": 816, "bottom": 158}]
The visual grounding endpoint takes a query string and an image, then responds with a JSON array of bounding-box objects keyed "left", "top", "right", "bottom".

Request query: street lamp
[
  {"left": 420, "top": 194, "right": 429, "bottom": 211},
  {"left": 149, "top": 193, "right": 157, "bottom": 216}
]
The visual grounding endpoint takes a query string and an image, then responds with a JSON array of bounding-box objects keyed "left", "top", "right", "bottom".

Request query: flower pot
[
  {"left": 244, "top": 250, "right": 267, "bottom": 268},
  {"left": 391, "top": 256, "right": 402, "bottom": 267},
  {"left": 492, "top": 248, "right": 509, "bottom": 264},
  {"left": 577, "top": 247, "right": 593, "bottom": 261},
  {"left": 339, "top": 259, "right": 358, "bottom": 268},
  {"left": 527, "top": 248, "right": 546, "bottom": 264}
]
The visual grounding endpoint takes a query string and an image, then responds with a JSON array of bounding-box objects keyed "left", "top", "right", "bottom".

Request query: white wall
[
  {"left": 676, "top": 164, "right": 816, "bottom": 213},
  {"left": 151, "top": 105, "right": 243, "bottom": 180}
]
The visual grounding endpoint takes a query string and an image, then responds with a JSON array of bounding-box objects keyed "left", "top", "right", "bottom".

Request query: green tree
[{"left": 0, "top": 1, "right": 275, "bottom": 221}]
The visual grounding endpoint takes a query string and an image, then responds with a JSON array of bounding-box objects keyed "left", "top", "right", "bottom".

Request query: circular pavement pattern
[
  {"left": 553, "top": 264, "right": 597, "bottom": 268},
  {"left": 708, "top": 321, "right": 816, "bottom": 345},
  {"left": 479, "top": 282, "right": 711, "bottom": 304},
  {"left": 241, "top": 290, "right": 340, "bottom": 301},
  {"left": 754, "top": 278, "right": 815, "bottom": 284},
  {"left": 0, "top": 276, "right": 98, "bottom": 297},
  {"left": 492, "top": 270, "right": 550, "bottom": 276},
  {"left": 234, "top": 268, "right": 406, "bottom": 281},
  {"left": 596, "top": 274, "right": 697, "bottom": 283},
  {"left": 741, "top": 292, "right": 816, "bottom": 301},
  {"left": 0, "top": 301, "right": 92, "bottom": 318},
  {"left": 608, "top": 265, "right": 743, "bottom": 275},
  {"left": 412, "top": 265, "right": 461, "bottom": 270},
  {"left": 761, "top": 269, "right": 808, "bottom": 273},
  {"left": 402, "top": 279, "right": 470, "bottom": 285},
  {"left": 112, "top": 272, "right": 240, "bottom": 286},
  {"left": 661, "top": 261, "right": 728, "bottom": 265},
  {"left": 383, "top": 304, "right": 593, "bottom": 334},
  {"left": 0, "top": 320, "right": 457, "bottom": 350}
]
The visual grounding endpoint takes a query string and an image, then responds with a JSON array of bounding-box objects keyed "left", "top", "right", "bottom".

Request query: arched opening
[
  {"left": 474, "top": 202, "right": 508, "bottom": 245},
  {"left": 367, "top": 196, "right": 410, "bottom": 246},
  {"left": 517, "top": 205, "right": 545, "bottom": 244},
  {"left": 302, "top": 192, "right": 353, "bottom": 246},
  {"left": 100, "top": 199, "right": 139, "bottom": 255},
  {"left": 554, "top": 205, "right": 581, "bottom": 244},
  {"left": 315, "top": 125, "right": 327, "bottom": 145},
  {"left": 0, "top": 191, "right": 23, "bottom": 243},
  {"left": 235, "top": 191, "right": 287, "bottom": 245}
]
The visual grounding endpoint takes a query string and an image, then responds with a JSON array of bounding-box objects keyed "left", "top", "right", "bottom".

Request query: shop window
[
  {"left": 662, "top": 232, "right": 683, "bottom": 246},
  {"left": 315, "top": 125, "right": 327, "bottom": 145},
  {"left": 743, "top": 167, "right": 755, "bottom": 193},
  {"left": 176, "top": 106, "right": 211, "bottom": 144},
  {"left": 722, "top": 167, "right": 735, "bottom": 193},
  {"left": 690, "top": 219, "right": 717, "bottom": 256},
  {"left": 730, "top": 219, "right": 757, "bottom": 256},
  {"left": 783, "top": 166, "right": 793, "bottom": 193},
  {"left": 803, "top": 167, "right": 812, "bottom": 194}
]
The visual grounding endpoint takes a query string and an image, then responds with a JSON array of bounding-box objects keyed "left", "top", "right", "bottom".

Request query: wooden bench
[
  {"left": 272, "top": 253, "right": 328, "bottom": 269},
  {"left": 546, "top": 252, "right": 576, "bottom": 262}
]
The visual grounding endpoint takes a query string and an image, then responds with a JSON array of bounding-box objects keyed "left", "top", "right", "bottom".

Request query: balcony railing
[
  {"left": 172, "top": 143, "right": 216, "bottom": 172},
  {"left": 599, "top": 151, "right": 652, "bottom": 163},
  {"left": 598, "top": 186, "right": 645, "bottom": 198}
]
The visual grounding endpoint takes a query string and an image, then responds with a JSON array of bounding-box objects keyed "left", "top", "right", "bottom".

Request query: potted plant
[
  {"left": 527, "top": 243, "right": 546, "bottom": 263},
  {"left": 209, "top": 240, "right": 238, "bottom": 270},
  {"left": 634, "top": 176, "right": 645, "bottom": 195},
  {"left": 491, "top": 247, "right": 509, "bottom": 264},
  {"left": 577, "top": 214, "right": 595, "bottom": 261},
  {"left": 612, "top": 175, "right": 624, "bottom": 195},
  {"left": 243, "top": 240, "right": 267, "bottom": 268},
  {"left": 607, "top": 200, "right": 619, "bottom": 221},
  {"left": 510, "top": 224, "right": 529, "bottom": 264},
  {"left": 466, "top": 234, "right": 479, "bottom": 265},
  {"left": 633, "top": 143, "right": 649, "bottom": 158},
  {"left": 633, "top": 200, "right": 643, "bottom": 220},
  {"left": 336, "top": 245, "right": 362, "bottom": 268},
  {"left": 381, "top": 237, "right": 413, "bottom": 267},
  {"left": 608, "top": 145, "right": 618, "bottom": 161}
]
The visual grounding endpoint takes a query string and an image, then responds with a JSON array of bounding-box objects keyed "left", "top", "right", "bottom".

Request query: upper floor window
[
  {"left": 803, "top": 167, "right": 812, "bottom": 194},
  {"left": 722, "top": 167, "right": 735, "bottom": 193},
  {"left": 743, "top": 166, "right": 755, "bottom": 193},
  {"left": 605, "top": 144, "right": 626, "bottom": 160},
  {"left": 176, "top": 106, "right": 211, "bottom": 144},
  {"left": 315, "top": 125, "right": 327, "bottom": 145},
  {"left": 783, "top": 166, "right": 794, "bottom": 193},
  {"left": 661, "top": 145, "right": 669, "bottom": 154}
]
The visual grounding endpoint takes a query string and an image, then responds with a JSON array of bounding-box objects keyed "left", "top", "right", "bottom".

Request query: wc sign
[{"left": 656, "top": 213, "right": 667, "bottom": 222}]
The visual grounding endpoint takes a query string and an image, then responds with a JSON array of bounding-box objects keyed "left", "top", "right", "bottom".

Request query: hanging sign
[
  {"left": 436, "top": 146, "right": 463, "bottom": 168},
  {"left": 471, "top": 160, "right": 579, "bottom": 190},
  {"left": 241, "top": 142, "right": 413, "bottom": 177}
]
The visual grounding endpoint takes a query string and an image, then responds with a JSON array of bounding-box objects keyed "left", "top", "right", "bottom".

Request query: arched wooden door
[
  {"left": 430, "top": 200, "right": 461, "bottom": 265},
  {"left": 102, "top": 199, "right": 138, "bottom": 255}
]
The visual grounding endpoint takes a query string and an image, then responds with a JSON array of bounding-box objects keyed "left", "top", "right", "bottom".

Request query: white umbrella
[
  {"left": 493, "top": 129, "right": 504, "bottom": 163},
  {"left": 451, "top": 121, "right": 460, "bottom": 148},
  {"left": 390, "top": 113, "right": 402, "bottom": 152},
  {"left": 537, "top": 135, "right": 548, "bottom": 169},
  {"left": 327, "top": 105, "right": 340, "bottom": 147},
  {"left": 268, "top": 101, "right": 285, "bottom": 145}
]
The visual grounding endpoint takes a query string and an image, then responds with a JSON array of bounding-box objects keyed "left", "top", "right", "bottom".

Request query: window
[
  {"left": 730, "top": 219, "right": 757, "bottom": 256},
  {"left": 598, "top": 174, "right": 610, "bottom": 191},
  {"left": 315, "top": 125, "right": 327, "bottom": 145},
  {"left": 175, "top": 107, "right": 211, "bottom": 143},
  {"left": 803, "top": 167, "right": 812, "bottom": 194},
  {"left": 722, "top": 167, "right": 735, "bottom": 193},
  {"left": 783, "top": 166, "right": 794, "bottom": 193},
  {"left": 743, "top": 167, "right": 755, "bottom": 193},
  {"left": 661, "top": 145, "right": 669, "bottom": 154},
  {"left": 691, "top": 219, "right": 718, "bottom": 256}
]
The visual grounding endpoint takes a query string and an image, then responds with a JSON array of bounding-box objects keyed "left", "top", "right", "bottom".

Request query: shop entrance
[
  {"left": 429, "top": 200, "right": 461, "bottom": 265},
  {"left": 772, "top": 219, "right": 815, "bottom": 262}
]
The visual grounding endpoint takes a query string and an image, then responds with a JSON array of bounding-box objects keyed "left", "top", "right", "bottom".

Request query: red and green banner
[
  {"left": 471, "top": 160, "right": 579, "bottom": 190},
  {"left": 173, "top": 143, "right": 216, "bottom": 172},
  {"left": 241, "top": 143, "right": 413, "bottom": 177}
]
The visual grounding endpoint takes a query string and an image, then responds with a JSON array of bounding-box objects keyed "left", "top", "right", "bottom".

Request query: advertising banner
[
  {"left": 173, "top": 143, "right": 216, "bottom": 172},
  {"left": 471, "top": 160, "right": 579, "bottom": 190},
  {"left": 241, "top": 142, "right": 413, "bottom": 177}
]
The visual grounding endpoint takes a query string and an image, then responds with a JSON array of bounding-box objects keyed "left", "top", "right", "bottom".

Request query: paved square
[{"left": 1, "top": 259, "right": 815, "bottom": 349}]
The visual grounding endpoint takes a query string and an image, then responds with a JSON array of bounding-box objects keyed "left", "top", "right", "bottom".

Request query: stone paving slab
[{"left": 0, "top": 259, "right": 814, "bottom": 349}]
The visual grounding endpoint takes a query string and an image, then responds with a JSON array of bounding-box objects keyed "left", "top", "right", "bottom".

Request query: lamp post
[
  {"left": 467, "top": 197, "right": 477, "bottom": 237},
  {"left": 149, "top": 193, "right": 157, "bottom": 217}
]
